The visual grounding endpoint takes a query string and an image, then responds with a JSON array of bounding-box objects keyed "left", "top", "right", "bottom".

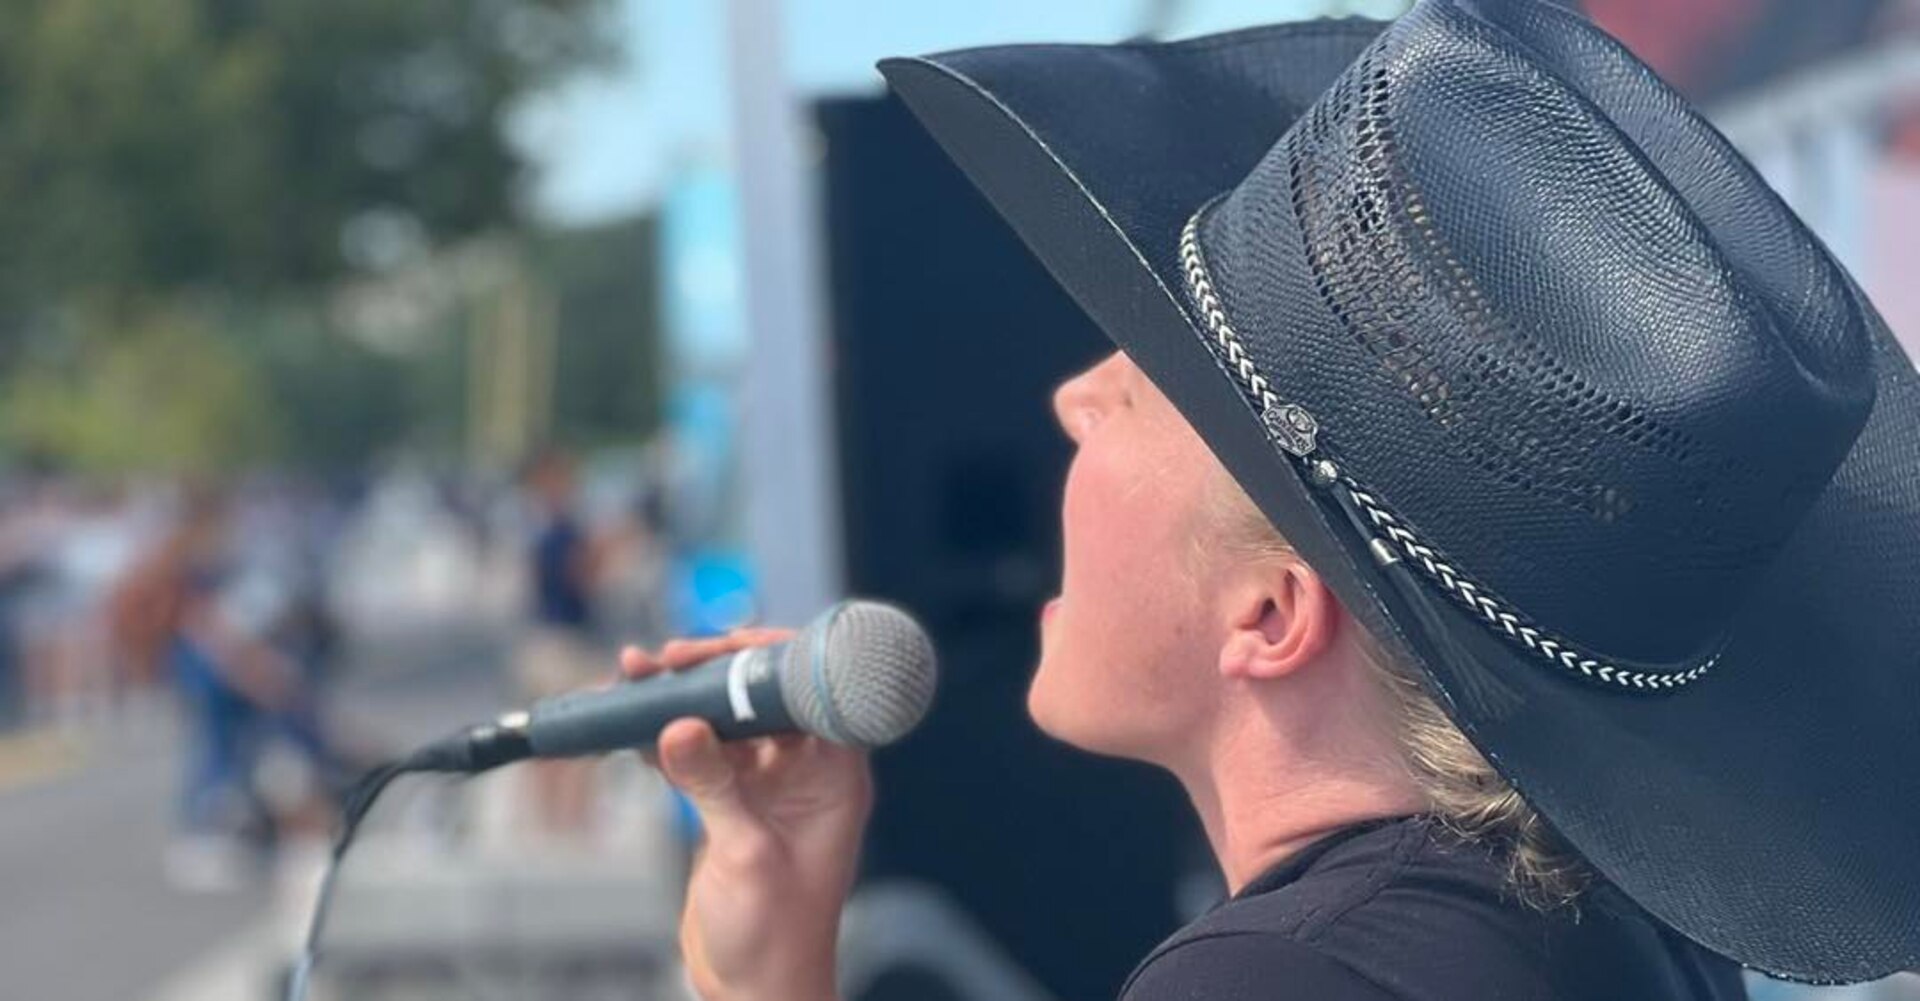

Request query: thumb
[{"left": 658, "top": 718, "right": 756, "bottom": 834}]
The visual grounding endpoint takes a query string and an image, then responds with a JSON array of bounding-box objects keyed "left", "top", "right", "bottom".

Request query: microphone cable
[{"left": 284, "top": 720, "right": 532, "bottom": 1001}]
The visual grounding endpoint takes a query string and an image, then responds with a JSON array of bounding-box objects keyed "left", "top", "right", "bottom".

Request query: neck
[{"left": 1167, "top": 678, "right": 1429, "bottom": 895}]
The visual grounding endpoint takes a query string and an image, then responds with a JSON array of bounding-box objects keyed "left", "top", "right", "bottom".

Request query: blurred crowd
[{"left": 0, "top": 446, "right": 677, "bottom": 892}]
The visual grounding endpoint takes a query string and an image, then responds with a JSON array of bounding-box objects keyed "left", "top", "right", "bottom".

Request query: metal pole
[
  {"left": 1807, "top": 117, "right": 1873, "bottom": 278},
  {"left": 724, "top": 0, "right": 844, "bottom": 626}
]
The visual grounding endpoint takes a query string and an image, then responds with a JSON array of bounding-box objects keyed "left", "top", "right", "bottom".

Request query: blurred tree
[
  {"left": 536, "top": 214, "right": 661, "bottom": 449},
  {"left": 0, "top": 0, "right": 620, "bottom": 472},
  {"left": 246, "top": 304, "right": 414, "bottom": 472},
  {"left": 1, "top": 302, "right": 280, "bottom": 473},
  {"left": 0, "top": 0, "right": 613, "bottom": 323}
]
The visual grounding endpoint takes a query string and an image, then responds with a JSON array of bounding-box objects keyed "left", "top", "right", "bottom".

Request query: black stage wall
[{"left": 816, "top": 93, "right": 1206, "bottom": 1001}]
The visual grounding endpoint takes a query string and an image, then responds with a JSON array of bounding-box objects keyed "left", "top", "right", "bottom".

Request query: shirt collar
[{"left": 1230, "top": 814, "right": 1421, "bottom": 901}]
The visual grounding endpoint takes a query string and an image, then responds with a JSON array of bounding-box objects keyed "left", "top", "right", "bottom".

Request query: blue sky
[{"left": 515, "top": 0, "right": 1408, "bottom": 225}]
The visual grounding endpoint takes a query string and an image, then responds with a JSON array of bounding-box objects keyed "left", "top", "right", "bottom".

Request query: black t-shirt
[{"left": 1120, "top": 815, "right": 1749, "bottom": 1000}]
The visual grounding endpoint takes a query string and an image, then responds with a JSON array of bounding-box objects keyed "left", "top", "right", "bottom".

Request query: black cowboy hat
[{"left": 880, "top": 0, "right": 1920, "bottom": 985}]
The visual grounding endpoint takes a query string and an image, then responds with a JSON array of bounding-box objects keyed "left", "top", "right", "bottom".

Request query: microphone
[{"left": 413, "top": 600, "right": 939, "bottom": 774}]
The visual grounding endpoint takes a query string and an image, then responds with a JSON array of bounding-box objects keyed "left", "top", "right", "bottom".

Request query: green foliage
[
  {"left": 0, "top": 0, "right": 623, "bottom": 472},
  {"left": 0, "top": 0, "right": 613, "bottom": 317},
  {"left": 244, "top": 304, "right": 415, "bottom": 472},
  {"left": 2, "top": 302, "right": 281, "bottom": 473},
  {"left": 537, "top": 215, "right": 661, "bottom": 447}
]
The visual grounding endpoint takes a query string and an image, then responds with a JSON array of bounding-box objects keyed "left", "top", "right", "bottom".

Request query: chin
[
  {"left": 1025, "top": 664, "right": 1082, "bottom": 745},
  {"left": 1027, "top": 668, "right": 1133, "bottom": 759}
]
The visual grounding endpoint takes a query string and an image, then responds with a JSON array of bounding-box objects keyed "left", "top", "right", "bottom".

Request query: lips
[{"left": 1042, "top": 597, "right": 1061, "bottom": 622}]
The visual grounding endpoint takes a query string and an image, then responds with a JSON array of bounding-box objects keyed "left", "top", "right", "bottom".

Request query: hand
[{"left": 624, "top": 629, "right": 872, "bottom": 1001}]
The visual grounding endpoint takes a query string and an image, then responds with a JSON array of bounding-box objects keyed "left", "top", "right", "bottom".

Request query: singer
[{"left": 628, "top": 2, "right": 1920, "bottom": 999}]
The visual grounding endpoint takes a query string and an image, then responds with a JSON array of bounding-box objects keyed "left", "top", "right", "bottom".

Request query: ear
[{"left": 1218, "top": 559, "right": 1339, "bottom": 681}]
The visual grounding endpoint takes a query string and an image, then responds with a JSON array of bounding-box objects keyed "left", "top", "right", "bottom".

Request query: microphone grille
[{"left": 777, "top": 600, "right": 937, "bottom": 749}]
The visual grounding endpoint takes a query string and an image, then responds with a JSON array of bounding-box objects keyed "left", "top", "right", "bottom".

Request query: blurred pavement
[{"left": 0, "top": 617, "right": 513, "bottom": 1001}]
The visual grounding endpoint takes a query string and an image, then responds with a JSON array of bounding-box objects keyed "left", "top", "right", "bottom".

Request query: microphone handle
[{"left": 525, "top": 646, "right": 799, "bottom": 757}]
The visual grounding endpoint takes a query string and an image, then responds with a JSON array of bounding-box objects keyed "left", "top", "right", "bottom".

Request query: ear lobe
[{"left": 1219, "top": 562, "right": 1339, "bottom": 681}]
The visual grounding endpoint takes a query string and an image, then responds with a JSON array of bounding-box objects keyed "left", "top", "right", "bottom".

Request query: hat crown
[{"left": 1194, "top": 0, "right": 1876, "bottom": 667}]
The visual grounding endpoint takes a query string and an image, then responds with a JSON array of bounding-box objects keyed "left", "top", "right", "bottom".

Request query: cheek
[
  {"left": 1062, "top": 445, "right": 1195, "bottom": 594},
  {"left": 1051, "top": 441, "right": 1210, "bottom": 679},
  {"left": 1035, "top": 444, "right": 1216, "bottom": 753}
]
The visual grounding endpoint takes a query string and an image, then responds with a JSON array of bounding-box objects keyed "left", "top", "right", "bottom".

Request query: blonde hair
[{"left": 1201, "top": 468, "right": 1594, "bottom": 913}]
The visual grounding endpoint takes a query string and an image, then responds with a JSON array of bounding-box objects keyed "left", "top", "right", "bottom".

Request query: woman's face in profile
[{"left": 1032, "top": 350, "right": 1232, "bottom": 763}]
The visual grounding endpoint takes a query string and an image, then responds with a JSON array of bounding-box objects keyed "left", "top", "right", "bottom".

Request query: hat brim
[{"left": 881, "top": 20, "right": 1920, "bottom": 984}]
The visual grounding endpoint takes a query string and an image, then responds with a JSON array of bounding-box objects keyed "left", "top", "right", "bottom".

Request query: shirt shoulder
[
  {"left": 1122, "top": 817, "right": 1748, "bottom": 1001},
  {"left": 1119, "top": 931, "right": 1400, "bottom": 1001}
]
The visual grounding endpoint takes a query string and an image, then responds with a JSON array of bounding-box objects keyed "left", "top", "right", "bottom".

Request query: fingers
[
  {"left": 619, "top": 642, "right": 670, "bottom": 680},
  {"left": 624, "top": 626, "right": 802, "bottom": 771},
  {"left": 643, "top": 726, "right": 801, "bottom": 774},
  {"left": 752, "top": 733, "right": 807, "bottom": 770},
  {"left": 619, "top": 626, "right": 800, "bottom": 681},
  {"left": 656, "top": 718, "right": 765, "bottom": 848},
  {"left": 618, "top": 635, "right": 724, "bottom": 679}
]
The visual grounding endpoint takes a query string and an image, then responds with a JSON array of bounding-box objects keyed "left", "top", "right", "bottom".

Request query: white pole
[
  {"left": 1808, "top": 117, "right": 1873, "bottom": 278},
  {"left": 724, "top": 0, "right": 844, "bottom": 626}
]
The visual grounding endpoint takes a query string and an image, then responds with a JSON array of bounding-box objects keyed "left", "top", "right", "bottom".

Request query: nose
[{"left": 1052, "top": 354, "right": 1121, "bottom": 443}]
